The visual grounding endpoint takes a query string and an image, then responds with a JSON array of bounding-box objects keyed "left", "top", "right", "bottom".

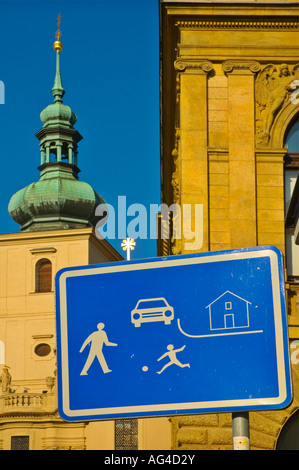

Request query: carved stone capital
[
  {"left": 174, "top": 59, "right": 213, "bottom": 74},
  {"left": 222, "top": 60, "right": 261, "bottom": 75}
]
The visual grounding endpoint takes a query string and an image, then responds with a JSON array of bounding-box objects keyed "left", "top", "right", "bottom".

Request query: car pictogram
[{"left": 131, "top": 297, "right": 174, "bottom": 327}]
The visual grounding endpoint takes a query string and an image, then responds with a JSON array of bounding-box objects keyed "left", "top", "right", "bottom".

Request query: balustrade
[{"left": 0, "top": 391, "right": 56, "bottom": 414}]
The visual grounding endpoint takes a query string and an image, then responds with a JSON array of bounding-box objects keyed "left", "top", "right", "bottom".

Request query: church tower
[{"left": 8, "top": 26, "right": 106, "bottom": 232}]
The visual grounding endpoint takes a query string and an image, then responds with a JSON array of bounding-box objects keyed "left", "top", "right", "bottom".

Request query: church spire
[
  {"left": 8, "top": 15, "right": 107, "bottom": 232},
  {"left": 38, "top": 14, "right": 78, "bottom": 163},
  {"left": 52, "top": 13, "right": 65, "bottom": 104}
]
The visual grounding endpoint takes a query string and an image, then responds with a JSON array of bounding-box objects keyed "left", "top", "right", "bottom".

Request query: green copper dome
[
  {"left": 40, "top": 102, "right": 77, "bottom": 128},
  {"left": 8, "top": 163, "right": 106, "bottom": 231},
  {"left": 8, "top": 36, "right": 107, "bottom": 232}
]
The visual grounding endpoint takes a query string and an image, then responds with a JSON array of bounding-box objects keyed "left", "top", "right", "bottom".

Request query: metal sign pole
[{"left": 232, "top": 412, "right": 250, "bottom": 450}]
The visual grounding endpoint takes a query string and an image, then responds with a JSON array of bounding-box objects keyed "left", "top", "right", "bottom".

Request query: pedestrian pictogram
[
  {"left": 79, "top": 323, "right": 117, "bottom": 375},
  {"left": 157, "top": 345, "right": 190, "bottom": 374}
]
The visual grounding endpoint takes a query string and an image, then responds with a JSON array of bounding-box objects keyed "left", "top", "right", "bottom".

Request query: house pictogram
[{"left": 206, "top": 291, "right": 251, "bottom": 331}]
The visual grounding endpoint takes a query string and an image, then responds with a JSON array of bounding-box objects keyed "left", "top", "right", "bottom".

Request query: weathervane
[
  {"left": 53, "top": 12, "right": 63, "bottom": 51},
  {"left": 121, "top": 238, "right": 136, "bottom": 261},
  {"left": 56, "top": 12, "right": 63, "bottom": 40}
]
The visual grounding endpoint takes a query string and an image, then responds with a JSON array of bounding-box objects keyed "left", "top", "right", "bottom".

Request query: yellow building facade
[
  {"left": 0, "top": 229, "right": 117, "bottom": 450},
  {"left": 1, "top": 0, "right": 299, "bottom": 451},
  {"left": 159, "top": 0, "right": 299, "bottom": 449}
]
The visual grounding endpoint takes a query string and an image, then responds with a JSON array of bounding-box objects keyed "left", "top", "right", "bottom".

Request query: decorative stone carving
[
  {"left": 45, "top": 376, "right": 55, "bottom": 391},
  {"left": 256, "top": 63, "right": 299, "bottom": 146},
  {"left": 175, "top": 20, "right": 299, "bottom": 30},
  {"left": 174, "top": 59, "right": 213, "bottom": 74},
  {"left": 222, "top": 60, "right": 261, "bottom": 74},
  {"left": 0, "top": 366, "right": 11, "bottom": 393}
]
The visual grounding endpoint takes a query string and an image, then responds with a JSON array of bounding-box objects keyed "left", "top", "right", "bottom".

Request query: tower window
[
  {"left": 49, "top": 142, "right": 57, "bottom": 162},
  {"left": 61, "top": 142, "right": 69, "bottom": 160},
  {"left": 35, "top": 259, "right": 52, "bottom": 293}
]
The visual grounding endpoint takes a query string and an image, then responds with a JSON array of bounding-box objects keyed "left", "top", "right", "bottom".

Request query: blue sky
[{"left": 0, "top": 0, "right": 160, "bottom": 260}]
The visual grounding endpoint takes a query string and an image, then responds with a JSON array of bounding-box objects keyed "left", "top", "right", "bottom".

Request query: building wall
[
  {"left": 0, "top": 227, "right": 172, "bottom": 450},
  {"left": 0, "top": 229, "right": 115, "bottom": 391},
  {"left": 160, "top": 0, "right": 299, "bottom": 449}
]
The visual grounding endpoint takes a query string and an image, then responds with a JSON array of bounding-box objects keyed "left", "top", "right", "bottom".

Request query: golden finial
[{"left": 53, "top": 12, "right": 63, "bottom": 51}]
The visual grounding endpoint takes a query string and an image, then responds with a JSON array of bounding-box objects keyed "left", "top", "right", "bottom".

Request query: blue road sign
[{"left": 55, "top": 246, "right": 292, "bottom": 422}]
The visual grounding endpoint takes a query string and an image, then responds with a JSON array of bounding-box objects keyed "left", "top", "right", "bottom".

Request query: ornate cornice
[
  {"left": 176, "top": 20, "right": 299, "bottom": 30},
  {"left": 222, "top": 60, "right": 261, "bottom": 74},
  {"left": 174, "top": 59, "right": 213, "bottom": 73}
]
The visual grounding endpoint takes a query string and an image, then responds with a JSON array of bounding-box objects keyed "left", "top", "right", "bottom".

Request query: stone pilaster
[
  {"left": 174, "top": 59, "right": 213, "bottom": 253},
  {"left": 222, "top": 60, "right": 261, "bottom": 249}
]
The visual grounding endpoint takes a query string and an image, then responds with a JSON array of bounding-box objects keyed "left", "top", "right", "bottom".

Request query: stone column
[
  {"left": 222, "top": 60, "right": 261, "bottom": 249},
  {"left": 40, "top": 145, "right": 45, "bottom": 166},
  {"left": 45, "top": 142, "right": 50, "bottom": 163},
  {"left": 174, "top": 59, "right": 213, "bottom": 253},
  {"left": 56, "top": 141, "right": 63, "bottom": 162},
  {"left": 68, "top": 143, "right": 74, "bottom": 164}
]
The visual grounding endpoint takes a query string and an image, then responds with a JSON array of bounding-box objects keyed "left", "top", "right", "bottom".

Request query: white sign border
[{"left": 56, "top": 247, "right": 290, "bottom": 420}]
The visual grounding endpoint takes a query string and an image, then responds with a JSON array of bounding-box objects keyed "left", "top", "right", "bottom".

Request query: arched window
[
  {"left": 49, "top": 141, "right": 57, "bottom": 163},
  {"left": 35, "top": 259, "right": 52, "bottom": 293},
  {"left": 284, "top": 116, "right": 299, "bottom": 279}
]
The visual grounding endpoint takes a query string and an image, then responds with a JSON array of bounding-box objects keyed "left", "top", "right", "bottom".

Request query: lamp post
[{"left": 121, "top": 238, "right": 136, "bottom": 261}]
